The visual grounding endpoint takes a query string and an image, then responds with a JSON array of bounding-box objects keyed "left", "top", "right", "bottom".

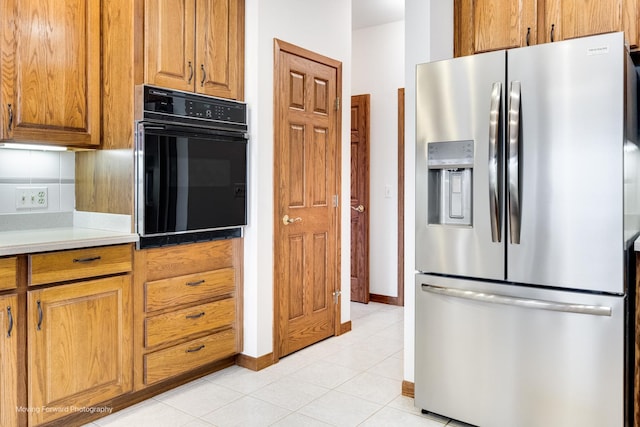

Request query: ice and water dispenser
[{"left": 427, "top": 140, "right": 474, "bottom": 226}]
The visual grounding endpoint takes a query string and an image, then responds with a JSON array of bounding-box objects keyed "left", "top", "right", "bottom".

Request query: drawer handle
[
  {"left": 6, "top": 306, "right": 13, "bottom": 338},
  {"left": 36, "top": 300, "right": 43, "bottom": 331},
  {"left": 186, "top": 311, "right": 205, "bottom": 320},
  {"left": 73, "top": 256, "right": 102, "bottom": 264},
  {"left": 186, "top": 279, "right": 205, "bottom": 287},
  {"left": 186, "top": 344, "right": 205, "bottom": 353}
]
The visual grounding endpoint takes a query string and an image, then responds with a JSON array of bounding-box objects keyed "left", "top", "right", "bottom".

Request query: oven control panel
[{"left": 136, "top": 85, "right": 247, "bottom": 130}]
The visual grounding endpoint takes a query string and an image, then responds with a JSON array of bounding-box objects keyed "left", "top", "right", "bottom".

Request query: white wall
[
  {"left": 352, "top": 21, "right": 405, "bottom": 297},
  {"left": 403, "top": 0, "right": 453, "bottom": 383},
  {"left": 243, "top": 0, "right": 352, "bottom": 358}
]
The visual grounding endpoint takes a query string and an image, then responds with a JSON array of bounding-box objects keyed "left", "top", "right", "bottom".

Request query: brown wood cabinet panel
[
  {"left": 0, "top": 0, "right": 100, "bottom": 147},
  {"left": 0, "top": 294, "right": 18, "bottom": 427},
  {"left": 144, "top": 0, "right": 196, "bottom": 92},
  {"left": 543, "top": 0, "right": 622, "bottom": 42},
  {"left": 455, "top": 0, "right": 638, "bottom": 56},
  {"left": 145, "top": 297, "right": 235, "bottom": 348},
  {"left": 144, "top": 268, "right": 235, "bottom": 312},
  {"left": 133, "top": 239, "right": 243, "bottom": 392},
  {"left": 29, "top": 244, "right": 132, "bottom": 286},
  {"left": 623, "top": 0, "right": 638, "bottom": 48},
  {"left": 144, "top": 328, "right": 236, "bottom": 385},
  {"left": 0, "top": 257, "right": 17, "bottom": 291},
  {"left": 454, "top": 0, "right": 537, "bottom": 56},
  {"left": 144, "top": 239, "right": 234, "bottom": 281},
  {"left": 474, "top": 0, "right": 537, "bottom": 52},
  {"left": 144, "top": 0, "right": 244, "bottom": 100},
  {"left": 27, "top": 275, "right": 132, "bottom": 425}
]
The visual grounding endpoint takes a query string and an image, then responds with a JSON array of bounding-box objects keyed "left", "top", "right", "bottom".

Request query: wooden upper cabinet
[
  {"left": 0, "top": 0, "right": 100, "bottom": 147},
  {"left": 542, "top": 0, "right": 623, "bottom": 43},
  {"left": 455, "top": 0, "right": 638, "bottom": 56},
  {"left": 475, "top": 0, "right": 537, "bottom": 53},
  {"left": 145, "top": 0, "right": 244, "bottom": 100},
  {"left": 455, "top": 0, "right": 537, "bottom": 56}
]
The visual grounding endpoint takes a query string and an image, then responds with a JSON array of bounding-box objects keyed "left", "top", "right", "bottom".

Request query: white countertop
[
  {"left": 0, "top": 211, "right": 138, "bottom": 256},
  {"left": 0, "top": 227, "right": 138, "bottom": 256}
]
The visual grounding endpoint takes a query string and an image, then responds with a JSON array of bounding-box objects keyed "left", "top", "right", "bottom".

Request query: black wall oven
[{"left": 135, "top": 85, "right": 248, "bottom": 248}]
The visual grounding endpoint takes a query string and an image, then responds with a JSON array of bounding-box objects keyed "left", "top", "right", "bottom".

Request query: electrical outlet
[{"left": 15, "top": 187, "right": 48, "bottom": 209}]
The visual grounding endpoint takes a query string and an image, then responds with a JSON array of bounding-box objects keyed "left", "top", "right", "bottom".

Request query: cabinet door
[
  {"left": 0, "top": 0, "right": 100, "bottom": 147},
  {"left": 543, "top": 0, "right": 623, "bottom": 43},
  {"left": 455, "top": 0, "right": 537, "bottom": 56},
  {"left": 145, "top": 0, "right": 196, "bottom": 92},
  {"left": 195, "top": 0, "right": 244, "bottom": 99},
  {"left": 0, "top": 295, "right": 18, "bottom": 427},
  {"left": 473, "top": 0, "right": 537, "bottom": 53},
  {"left": 28, "top": 276, "right": 132, "bottom": 425},
  {"left": 623, "top": 0, "right": 638, "bottom": 49}
]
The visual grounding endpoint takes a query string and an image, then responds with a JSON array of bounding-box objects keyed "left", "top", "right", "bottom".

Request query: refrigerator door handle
[
  {"left": 507, "top": 81, "right": 522, "bottom": 244},
  {"left": 488, "top": 82, "right": 502, "bottom": 243},
  {"left": 421, "top": 284, "right": 612, "bottom": 317}
]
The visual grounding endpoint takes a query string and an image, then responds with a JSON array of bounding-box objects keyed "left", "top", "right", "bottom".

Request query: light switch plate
[{"left": 15, "top": 187, "right": 48, "bottom": 209}]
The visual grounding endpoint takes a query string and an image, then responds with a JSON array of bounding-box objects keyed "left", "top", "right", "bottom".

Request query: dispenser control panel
[{"left": 427, "top": 140, "right": 474, "bottom": 168}]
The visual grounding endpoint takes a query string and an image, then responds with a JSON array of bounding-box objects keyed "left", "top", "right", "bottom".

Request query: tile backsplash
[{"left": 0, "top": 149, "right": 75, "bottom": 214}]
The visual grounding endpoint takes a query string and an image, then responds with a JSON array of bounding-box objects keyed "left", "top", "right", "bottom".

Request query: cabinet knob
[
  {"left": 526, "top": 27, "right": 531, "bottom": 46},
  {"left": 550, "top": 24, "right": 555, "bottom": 42}
]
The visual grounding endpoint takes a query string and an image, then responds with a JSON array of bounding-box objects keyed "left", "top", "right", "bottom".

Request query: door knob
[
  {"left": 351, "top": 205, "right": 365, "bottom": 213},
  {"left": 282, "top": 214, "right": 302, "bottom": 225}
]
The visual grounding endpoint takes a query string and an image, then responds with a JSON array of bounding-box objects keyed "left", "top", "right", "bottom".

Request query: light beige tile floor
[{"left": 84, "top": 302, "right": 467, "bottom": 427}]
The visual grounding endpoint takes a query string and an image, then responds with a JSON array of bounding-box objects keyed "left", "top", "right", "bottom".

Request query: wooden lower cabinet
[
  {"left": 0, "top": 294, "right": 18, "bottom": 427},
  {"left": 27, "top": 275, "right": 132, "bottom": 426},
  {"left": 134, "top": 239, "right": 243, "bottom": 390}
]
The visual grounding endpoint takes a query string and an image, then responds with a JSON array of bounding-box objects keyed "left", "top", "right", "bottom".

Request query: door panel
[
  {"left": 507, "top": 33, "right": 625, "bottom": 292},
  {"left": 145, "top": 0, "right": 195, "bottom": 92},
  {"left": 416, "top": 51, "right": 506, "bottom": 280},
  {"left": 350, "top": 94, "right": 370, "bottom": 303},
  {"left": 274, "top": 42, "right": 339, "bottom": 357},
  {"left": 415, "top": 274, "right": 624, "bottom": 427}
]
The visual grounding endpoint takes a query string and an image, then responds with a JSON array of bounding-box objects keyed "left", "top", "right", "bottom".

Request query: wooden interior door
[
  {"left": 274, "top": 39, "right": 341, "bottom": 358},
  {"left": 350, "top": 94, "right": 370, "bottom": 303}
]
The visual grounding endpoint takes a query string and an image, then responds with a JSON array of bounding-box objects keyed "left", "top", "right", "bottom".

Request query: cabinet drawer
[
  {"left": 144, "top": 240, "right": 233, "bottom": 281},
  {"left": 144, "top": 268, "right": 235, "bottom": 312},
  {"left": 145, "top": 298, "right": 235, "bottom": 348},
  {"left": 144, "top": 328, "right": 236, "bottom": 385},
  {"left": 29, "top": 244, "right": 132, "bottom": 285},
  {"left": 0, "top": 257, "right": 17, "bottom": 291}
]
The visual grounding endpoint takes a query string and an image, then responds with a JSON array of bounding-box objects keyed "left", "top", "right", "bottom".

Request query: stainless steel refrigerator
[{"left": 415, "top": 32, "right": 640, "bottom": 427}]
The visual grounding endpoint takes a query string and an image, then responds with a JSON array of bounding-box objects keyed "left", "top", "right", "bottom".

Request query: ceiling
[{"left": 352, "top": 0, "right": 405, "bottom": 30}]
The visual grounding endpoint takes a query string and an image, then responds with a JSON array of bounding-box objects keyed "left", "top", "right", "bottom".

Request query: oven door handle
[{"left": 421, "top": 284, "right": 612, "bottom": 317}]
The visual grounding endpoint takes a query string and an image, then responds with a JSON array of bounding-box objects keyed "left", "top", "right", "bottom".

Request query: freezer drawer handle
[
  {"left": 488, "top": 82, "right": 502, "bottom": 243},
  {"left": 421, "top": 284, "right": 612, "bottom": 317}
]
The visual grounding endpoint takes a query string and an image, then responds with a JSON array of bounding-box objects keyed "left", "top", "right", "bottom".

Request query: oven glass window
[{"left": 143, "top": 130, "right": 247, "bottom": 234}]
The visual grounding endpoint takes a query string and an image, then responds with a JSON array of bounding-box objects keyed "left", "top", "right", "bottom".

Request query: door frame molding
[
  {"left": 369, "top": 88, "right": 405, "bottom": 307},
  {"left": 272, "top": 38, "right": 343, "bottom": 362}
]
